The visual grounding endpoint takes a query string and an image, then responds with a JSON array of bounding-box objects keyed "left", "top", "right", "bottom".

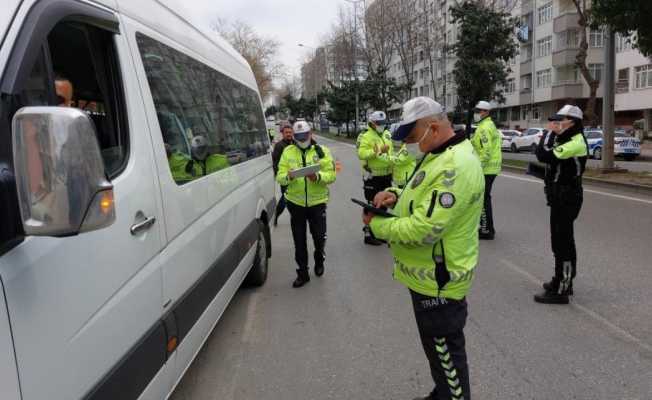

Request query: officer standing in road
[
  {"left": 364, "top": 97, "right": 484, "bottom": 400},
  {"left": 470, "top": 101, "right": 502, "bottom": 240},
  {"left": 533, "top": 105, "right": 588, "bottom": 304},
  {"left": 357, "top": 110, "right": 393, "bottom": 245},
  {"left": 276, "top": 121, "right": 337, "bottom": 287},
  {"left": 272, "top": 123, "right": 294, "bottom": 226}
]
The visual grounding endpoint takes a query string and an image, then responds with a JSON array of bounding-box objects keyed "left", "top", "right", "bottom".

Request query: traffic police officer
[
  {"left": 364, "top": 97, "right": 484, "bottom": 400},
  {"left": 533, "top": 105, "right": 588, "bottom": 304},
  {"left": 276, "top": 121, "right": 337, "bottom": 287},
  {"left": 357, "top": 110, "right": 393, "bottom": 245},
  {"left": 470, "top": 101, "right": 502, "bottom": 240}
]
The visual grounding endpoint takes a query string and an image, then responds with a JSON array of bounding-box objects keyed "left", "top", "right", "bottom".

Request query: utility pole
[
  {"left": 601, "top": 26, "right": 616, "bottom": 170},
  {"left": 346, "top": 0, "right": 364, "bottom": 135}
]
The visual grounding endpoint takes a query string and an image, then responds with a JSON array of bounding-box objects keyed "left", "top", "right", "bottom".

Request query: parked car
[
  {"left": 0, "top": 2, "right": 275, "bottom": 399},
  {"left": 585, "top": 129, "right": 641, "bottom": 161},
  {"left": 500, "top": 129, "right": 522, "bottom": 151},
  {"left": 511, "top": 127, "right": 548, "bottom": 153}
]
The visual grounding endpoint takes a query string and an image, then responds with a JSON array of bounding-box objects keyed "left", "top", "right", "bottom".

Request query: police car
[{"left": 585, "top": 129, "right": 641, "bottom": 161}]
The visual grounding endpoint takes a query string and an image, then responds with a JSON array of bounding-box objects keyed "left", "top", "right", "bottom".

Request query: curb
[{"left": 502, "top": 164, "right": 652, "bottom": 195}]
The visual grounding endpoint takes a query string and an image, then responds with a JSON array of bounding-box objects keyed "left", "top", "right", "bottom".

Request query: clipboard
[
  {"left": 290, "top": 164, "right": 320, "bottom": 178},
  {"left": 351, "top": 198, "right": 396, "bottom": 218}
]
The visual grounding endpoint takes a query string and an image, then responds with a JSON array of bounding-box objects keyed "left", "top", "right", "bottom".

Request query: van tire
[
  {"left": 511, "top": 143, "right": 518, "bottom": 153},
  {"left": 244, "top": 220, "right": 269, "bottom": 287}
]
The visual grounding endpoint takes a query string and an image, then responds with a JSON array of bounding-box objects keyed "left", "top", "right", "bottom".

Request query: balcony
[
  {"left": 616, "top": 80, "right": 629, "bottom": 94},
  {"left": 553, "top": 13, "right": 580, "bottom": 33},
  {"left": 551, "top": 80, "right": 583, "bottom": 99},
  {"left": 520, "top": 88, "right": 533, "bottom": 104},
  {"left": 521, "top": 0, "right": 534, "bottom": 15},
  {"left": 552, "top": 48, "right": 580, "bottom": 66},
  {"left": 520, "top": 59, "right": 532, "bottom": 74}
]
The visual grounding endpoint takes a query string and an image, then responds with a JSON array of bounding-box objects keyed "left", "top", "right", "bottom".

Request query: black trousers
[
  {"left": 363, "top": 174, "right": 393, "bottom": 202},
  {"left": 479, "top": 174, "right": 496, "bottom": 235},
  {"left": 548, "top": 184, "right": 583, "bottom": 292},
  {"left": 275, "top": 185, "right": 287, "bottom": 222},
  {"left": 410, "top": 290, "right": 470, "bottom": 400},
  {"left": 287, "top": 202, "right": 327, "bottom": 272},
  {"left": 363, "top": 175, "right": 392, "bottom": 237}
]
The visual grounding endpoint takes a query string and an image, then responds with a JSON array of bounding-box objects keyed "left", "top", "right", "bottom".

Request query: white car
[
  {"left": 500, "top": 129, "right": 521, "bottom": 151},
  {"left": 511, "top": 127, "right": 548, "bottom": 153},
  {"left": 0, "top": 2, "right": 275, "bottom": 400},
  {"left": 585, "top": 129, "right": 641, "bottom": 161}
]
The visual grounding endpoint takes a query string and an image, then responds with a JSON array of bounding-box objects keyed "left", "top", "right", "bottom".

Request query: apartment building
[{"left": 373, "top": 0, "right": 652, "bottom": 131}]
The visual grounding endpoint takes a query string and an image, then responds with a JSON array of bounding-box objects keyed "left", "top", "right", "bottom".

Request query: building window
[
  {"left": 557, "top": 30, "right": 579, "bottom": 50},
  {"left": 589, "top": 28, "right": 604, "bottom": 48},
  {"left": 617, "top": 68, "right": 630, "bottom": 93},
  {"left": 635, "top": 64, "right": 652, "bottom": 89},
  {"left": 532, "top": 106, "right": 541, "bottom": 120},
  {"left": 521, "top": 75, "right": 532, "bottom": 91},
  {"left": 521, "top": 44, "right": 533, "bottom": 62},
  {"left": 616, "top": 33, "right": 633, "bottom": 53},
  {"left": 521, "top": 104, "right": 531, "bottom": 120},
  {"left": 537, "top": 36, "right": 552, "bottom": 57},
  {"left": 537, "top": 2, "right": 552, "bottom": 25},
  {"left": 589, "top": 63, "right": 604, "bottom": 82},
  {"left": 536, "top": 69, "right": 552, "bottom": 88},
  {"left": 505, "top": 78, "right": 516, "bottom": 93}
]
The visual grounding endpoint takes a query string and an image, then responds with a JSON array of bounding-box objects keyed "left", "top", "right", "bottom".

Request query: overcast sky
[{"left": 174, "top": 0, "right": 344, "bottom": 79}]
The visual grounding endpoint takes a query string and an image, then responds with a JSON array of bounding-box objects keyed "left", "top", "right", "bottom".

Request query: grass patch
[
  {"left": 316, "top": 130, "right": 358, "bottom": 145},
  {"left": 502, "top": 159, "right": 652, "bottom": 187}
]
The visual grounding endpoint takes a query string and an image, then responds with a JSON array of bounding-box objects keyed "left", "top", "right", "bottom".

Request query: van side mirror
[{"left": 12, "top": 107, "right": 115, "bottom": 237}]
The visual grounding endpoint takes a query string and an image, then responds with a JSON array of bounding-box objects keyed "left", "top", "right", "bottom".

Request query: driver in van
[{"left": 55, "top": 74, "right": 75, "bottom": 107}]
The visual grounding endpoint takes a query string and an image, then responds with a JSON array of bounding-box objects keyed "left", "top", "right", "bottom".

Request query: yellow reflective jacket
[
  {"left": 370, "top": 136, "right": 484, "bottom": 300},
  {"left": 356, "top": 127, "right": 393, "bottom": 176},
  {"left": 471, "top": 116, "right": 502, "bottom": 175},
  {"left": 276, "top": 142, "right": 337, "bottom": 207}
]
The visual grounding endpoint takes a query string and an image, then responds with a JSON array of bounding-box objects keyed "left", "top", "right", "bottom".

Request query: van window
[
  {"left": 135, "top": 33, "right": 269, "bottom": 185},
  {"left": 0, "top": 21, "right": 127, "bottom": 252},
  {"left": 47, "top": 22, "right": 129, "bottom": 177}
]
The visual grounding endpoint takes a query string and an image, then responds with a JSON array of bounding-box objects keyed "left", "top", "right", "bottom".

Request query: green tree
[
  {"left": 325, "top": 81, "right": 357, "bottom": 137},
  {"left": 265, "top": 105, "right": 278, "bottom": 118},
  {"left": 591, "top": 1, "right": 652, "bottom": 57},
  {"left": 449, "top": 1, "right": 519, "bottom": 132},
  {"left": 360, "top": 66, "right": 405, "bottom": 115}
]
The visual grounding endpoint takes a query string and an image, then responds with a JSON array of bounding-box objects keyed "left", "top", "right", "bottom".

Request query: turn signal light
[
  {"left": 167, "top": 336, "right": 178, "bottom": 353},
  {"left": 99, "top": 190, "right": 114, "bottom": 215}
]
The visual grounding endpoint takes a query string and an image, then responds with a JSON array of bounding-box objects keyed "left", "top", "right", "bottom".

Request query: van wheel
[
  {"left": 530, "top": 143, "right": 538, "bottom": 153},
  {"left": 511, "top": 143, "right": 518, "bottom": 153},
  {"left": 244, "top": 221, "right": 269, "bottom": 287}
]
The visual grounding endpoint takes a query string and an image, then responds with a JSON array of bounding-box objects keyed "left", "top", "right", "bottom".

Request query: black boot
[
  {"left": 479, "top": 230, "right": 495, "bottom": 240},
  {"left": 314, "top": 263, "right": 324, "bottom": 277},
  {"left": 534, "top": 278, "right": 572, "bottom": 304},
  {"left": 292, "top": 269, "right": 310, "bottom": 288}
]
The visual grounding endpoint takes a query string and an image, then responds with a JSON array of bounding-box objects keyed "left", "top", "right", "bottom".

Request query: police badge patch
[
  {"left": 411, "top": 171, "right": 426, "bottom": 189},
  {"left": 439, "top": 192, "right": 456, "bottom": 208}
]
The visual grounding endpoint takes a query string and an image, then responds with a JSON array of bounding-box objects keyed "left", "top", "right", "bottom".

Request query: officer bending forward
[
  {"left": 364, "top": 97, "right": 484, "bottom": 400},
  {"left": 276, "top": 121, "right": 337, "bottom": 288}
]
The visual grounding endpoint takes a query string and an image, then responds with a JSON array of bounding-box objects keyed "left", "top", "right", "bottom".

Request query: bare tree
[
  {"left": 389, "top": 0, "right": 420, "bottom": 100},
  {"left": 327, "top": 5, "right": 364, "bottom": 85},
  {"left": 212, "top": 18, "right": 283, "bottom": 98},
  {"left": 571, "top": 0, "right": 600, "bottom": 125}
]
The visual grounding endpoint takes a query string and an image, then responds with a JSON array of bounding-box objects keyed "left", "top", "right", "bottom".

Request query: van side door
[{"left": 0, "top": 2, "right": 167, "bottom": 399}]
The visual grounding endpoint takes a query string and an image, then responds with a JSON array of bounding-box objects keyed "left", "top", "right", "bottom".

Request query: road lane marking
[
  {"left": 501, "top": 173, "right": 652, "bottom": 205},
  {"left": 500, "top": 258, "right": 652, "bottom": 355}
]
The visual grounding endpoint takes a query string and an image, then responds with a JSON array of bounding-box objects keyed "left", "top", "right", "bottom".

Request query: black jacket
[
  {"left": 535, "top": 127, "right": 588, "bottom": 187},
  {"left": 272, "top": 139, "right": 293, "bottom": 175}
]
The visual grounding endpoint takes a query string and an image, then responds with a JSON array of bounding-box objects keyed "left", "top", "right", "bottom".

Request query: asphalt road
[
  {"left": 502, "top": 150, "right": 652, "bottom": 172},
  {"left": 171, "top": 136, "right": 652, "bottom": 400}
]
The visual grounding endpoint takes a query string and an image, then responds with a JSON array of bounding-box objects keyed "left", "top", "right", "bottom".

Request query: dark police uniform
[{"left": 534, "top": 125, "right": 588, "bottom": 303}]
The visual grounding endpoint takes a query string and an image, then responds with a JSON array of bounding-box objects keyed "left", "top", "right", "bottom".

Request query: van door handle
[{"left": 130, "top": 216, "right": 156, "bottom": 235}]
